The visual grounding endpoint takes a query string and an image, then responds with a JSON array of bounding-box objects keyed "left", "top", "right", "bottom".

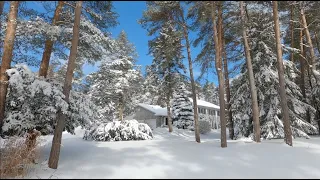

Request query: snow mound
[{"left": 83, "top": 120, "right": 153, "bottom": 141}]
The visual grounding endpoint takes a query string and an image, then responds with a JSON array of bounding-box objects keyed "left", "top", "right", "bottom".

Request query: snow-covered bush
[
  {"left": 83, "top": 120, "right": 153, "bottom": 141},
  {"left": 2, "top": 64, "right": 99, "bottom": 136},
  {"left": 198, "top": 120, "right": 211, "bottom": 134}
]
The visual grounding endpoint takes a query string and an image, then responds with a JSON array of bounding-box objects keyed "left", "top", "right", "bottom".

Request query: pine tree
[
  {"left": 211, "top": 1, "right": 227, "bottom": 148},
  {"left": 38, "top": 1, "right": 64, "bottom": 78},
  {"left": 148, "top": 21, "right": 185, "bottom": 133},
  {"left": 240, "top": 1, "right": 261, "bottom": 142},
  {"left": 231, "top": 6, "right": 318, "bottom": 140},
  {"left": 273, "top": 1, "right": 293, "bottom": 146},
  {"left": 201, "top": 80, "right": 219, "bottom": 105},
  {"left": 172, "top": 82, "right": 194, "bottom": 129},
  {"left": 48, "top": 1, "right": 83, "bottom": 169},
  {"left": 0, "top": 1, "right": 19, "bottom": 134},
  {"left": 140, "top": 1, "right": 201, "bottom": 142},
  {"left": 87, "top": 30, "right": 142, "bottom": 122}
]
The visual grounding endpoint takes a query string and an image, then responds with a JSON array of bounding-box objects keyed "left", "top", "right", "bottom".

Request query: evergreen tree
[
  {"left": 140, "top": 1, "right": 201, "bottom": 142},
  {"left": 201, "top": 80, "right": 219, "bottom": 105},
  {"left": 172, "top": 82, "right": 194, "bottom": 129},
  {"left": 231, "top": 8, "right": 318, "bottom": 140},
  {"left": 87, "top": 30, "right": 142, "bottom": 121},
  {"left": 148, "top": 21, "right": 185, "bottom": 132}
]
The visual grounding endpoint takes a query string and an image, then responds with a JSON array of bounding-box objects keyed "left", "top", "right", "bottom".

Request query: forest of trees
[{"left": 1, "top": 1, "right": 320, "bottom": 170}]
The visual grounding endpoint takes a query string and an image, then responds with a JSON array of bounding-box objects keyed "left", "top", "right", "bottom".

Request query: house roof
[
  {"left": 188, "top": 98, "right": 220, "bottom": 110},
  {"left": 138, "top": 103, "right": 167, "bottom": 116}
]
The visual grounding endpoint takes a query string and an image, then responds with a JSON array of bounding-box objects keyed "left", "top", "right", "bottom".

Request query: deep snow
[{"left": 27, "top": 127, "right": 320, "bottom": 179}]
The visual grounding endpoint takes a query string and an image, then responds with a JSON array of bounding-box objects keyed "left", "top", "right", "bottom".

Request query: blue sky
[{"left": 83, "top": 1, "right": 220, "bottom": 85}]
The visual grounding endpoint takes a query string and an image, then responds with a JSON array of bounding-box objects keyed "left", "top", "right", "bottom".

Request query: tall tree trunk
[
  {"left": 273, "top": 1, "right": 293, "bottom": 146},
  {"left": 39, "top": 1, "right": 64, "bottom": 78},
  {"left": 118, "top": 93, "right": 124, "bottom": 121},
  {"left": 0, "top": 1, "right": 19, "bottom": 134},
  {"left": 240, "top": 1, "right": 261, "bottom": 142},
  {"left": 222, "top": 36, "right": 234, "bottom": 140},
  {"left": 48, "top": 1, "right": 83, "bottom": 169},
  {"left": 212, "top": 1, "right": 227, "bottom": 148},
  {"left": 290, "top": 4, "right": 294, "bottom": 63},
  {"left": 300, "top": 3, "right": 320, "bottom": 83},
  {"left": 299, "top": 19, "right": 310, "bottom": 123},
  {"left": 179, "top": 7, "right": 200, "bottom": 143},
  {"left": 219, "top": 4, "right": 234, "bottom": 140},
  {"left": 166, "top": 93, "right": 173, "bottom": 133}
]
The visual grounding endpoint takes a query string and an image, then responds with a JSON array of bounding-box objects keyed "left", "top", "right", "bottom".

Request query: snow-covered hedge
[
  {"left": 83, "top": 120, "right": 153, "bottom": 141},
  {"left": 198, "top": 120, "right": 211, "bottom": 134}
]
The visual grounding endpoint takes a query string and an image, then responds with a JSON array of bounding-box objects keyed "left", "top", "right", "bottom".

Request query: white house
[{"left": 129, "top": 99, "right": 220, "bottom": 130}]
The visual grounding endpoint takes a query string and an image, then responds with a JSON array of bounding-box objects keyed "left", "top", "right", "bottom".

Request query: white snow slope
[{"left": 28, "top": 127, "right": 320, "bottom": 179}]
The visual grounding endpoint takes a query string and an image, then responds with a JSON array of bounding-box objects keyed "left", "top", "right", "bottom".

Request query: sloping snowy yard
[{"left": 28, "top": 127, "right": 320, "bottom": 179}]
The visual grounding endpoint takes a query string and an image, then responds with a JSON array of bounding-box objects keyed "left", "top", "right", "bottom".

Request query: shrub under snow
[
  {"left": 83, "top": 120, "right": 153, "bottom": 141},
  {"left": 198, "top": 120, "right": 211, "bottom": 134}
]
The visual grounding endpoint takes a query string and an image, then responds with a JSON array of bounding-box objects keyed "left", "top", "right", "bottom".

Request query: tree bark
[
  {"left": 212, "top": 1, "right": 227, "bottom": 148},
  {"left": 240, "top": 1, "right": 261, "bottom": 142},
  {"left": 299, "top": 19, "right": 310, "bottom": 123},
  {"left": 290, "top": 4, "right": 294, "bottom": 63},
  {"left": 39, "top": 1, "right": 64, "bottom": 78},
  {"left": 48, "top": 1, "right": 83, "bottom": 169},
  {"left": 300, "top": 3, "right": 320, "bottom": 83},
  {"left": 0, "top": 1, "right": 19, "bottom": 134},
  {"left": 118, "top": 93, "right": 124, "bottom": 121},
  {"left": 273, "top": 1, "right": 293, "bottom": 146},
  {"left": 166, "top": 93, "right": 173, "bottom": 133},
  {"left": 219, "top": 4, "right": 234, "bottom": 140},
  {"left": 179, "top": 6, "right": 200, "bottom": 143}
]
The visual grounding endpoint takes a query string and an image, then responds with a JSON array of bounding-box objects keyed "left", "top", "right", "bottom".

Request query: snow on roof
[
  {"left": 188, "top": 98, "right": 220, "bottom": 110},
  {"left": 138, "top": 103, "right": 167, "bottom": 116}
]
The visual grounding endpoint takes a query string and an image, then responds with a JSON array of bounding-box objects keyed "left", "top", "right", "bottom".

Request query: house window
[
  {"left": 198, "top": 108, "right": 201, "bottom": 113},
  {"left": 217, "top": 111, "right": 220, "bottom": 116}
]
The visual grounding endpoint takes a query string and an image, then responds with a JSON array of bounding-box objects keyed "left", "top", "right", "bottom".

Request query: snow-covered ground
[{"left": 28, "top": 127, "right": 320, "bottom": 179}]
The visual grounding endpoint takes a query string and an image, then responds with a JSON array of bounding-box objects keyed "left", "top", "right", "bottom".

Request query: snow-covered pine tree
[
  {"left": 87, "top": 30, "right": 142, "bottom": 122},
  {"left": 148, "top": 20, "right": 185, "bottom": 132},
  {"left": 201, "top": 80, "right": 219, "bottom": 105},
  {"left": 172, "top": 82, "right": 194, "bottom": 129},
  {"left": 230, "top": 9, "right": 318, "bottom": 139},
  {"left": 140, "top": 1, "right": 201, "bottom": 142}
]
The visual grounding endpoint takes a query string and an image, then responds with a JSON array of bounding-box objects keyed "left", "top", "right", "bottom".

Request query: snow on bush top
[{"left": 83, "top": 120, "right": 153, "bottom": 141}]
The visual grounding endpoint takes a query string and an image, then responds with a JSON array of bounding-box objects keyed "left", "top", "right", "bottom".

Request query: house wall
[
  {"left": 133, "top": 104, "right": 220, "bottom": 129},
  {"left": 133, "top": 106, "right": 157, "bottom": 120},
  {"left": 156, "top": 116, "right": 163, "bottom": 127},
  {"left": 133, "top": 107, "right": 165, "bottom": 129}
]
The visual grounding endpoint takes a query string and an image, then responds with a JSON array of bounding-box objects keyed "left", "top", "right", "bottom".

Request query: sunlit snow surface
[{"left": 26, "top": 127, "right": 320, "bottom": 179}]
